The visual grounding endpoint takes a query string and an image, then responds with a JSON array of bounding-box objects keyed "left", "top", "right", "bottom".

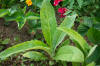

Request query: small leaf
[
  {"left": 25, "top": 11, "right": 40, "bottom": 20},
  {"left": 86, "top": 62, "right": 95, "bottom": 66},
  {"left": 87, "top": 45, "right": 97, "bottom": 57},
  {"left": 87, "top": 28, "right": 100, "bottom": 45},
  {"left": 77, "top": 0, "right": 83, "bottom": 8},
  {"left": 78, "top": 17, "right": 93, "bottom": 36},
  {"left": 54, "top": 45, "right": 84, "bottom": 62},
  {"left": 8, "top": 6, "right": 17, "bottom": 16},
  {"left": 69, "top": 0, "right": 74, "bottom": 9},
  {"left": 20, "top": 0, "right": 24, "bottom": 2},
  {"left": 2, "top": 38, "right": 10, "bottom": 45},
  {"left": 78, "top": 24, "right": 89, "bottom": 36},
  {"left": 60, "top": 39, "right": 70, "bottom": 47},
  {"left": 32, "top": 0, "right": 43, "bottom": 8},
  {"left": 83, "top": 17, "right": 93, "bottom": 27},
  {"left": 23, "top": 51, "right": 47, "bottom": 61},
  {"left": 86, "top": 45, "right": 100, "bottom": 63},
  {"left": 16, "top": 16, "right": 26, "bottom": 30},
  {"left": 0, "top": 9, "right": 9, "bottom": 17},
  {"left": 0, "top": 40, "right": 50, "bottom": 60},
  {"left": 23, "top": 6, "right": 26, "bottom": 14}
]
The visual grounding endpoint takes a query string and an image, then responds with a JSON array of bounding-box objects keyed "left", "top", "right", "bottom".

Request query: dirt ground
[
  {"left": 0, "top": 18, "right": 32, "bottom": 44},
  {"left": 0, "top": 18, "right": 34, "bottom": 66}
]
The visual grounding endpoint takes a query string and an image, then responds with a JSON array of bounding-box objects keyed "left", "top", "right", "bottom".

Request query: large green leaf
[
  {"left": 57, "top": 27, "right": 90, "bottom": 55},
  {"left": 52, "top": 15, "right": 76, "bottom": 51},
  {"left": 54, "top": 45, "right": 84, "bottom": 62},
  {"left": 40, "top": 0, "right": 57, "bottom": 47},
  {"left": 0, "top": 40, "right": 50, "bottom": 60},
  {"left": 23, "top": 51, "right": 47, "bottom": 61},
  {"left": 0, "top": 9, "right": 9, "bottom": 17},
  {"left": 87, "top": 28, "right": 100, "bottom": 45}
]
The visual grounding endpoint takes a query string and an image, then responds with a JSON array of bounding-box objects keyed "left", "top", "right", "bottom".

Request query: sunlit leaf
[
  {"left": 57, "top": 27, "right": 90, "bottom": 55},
  {"left": 23, "top": 51, "right": 47, "bottom": 61},
  {"left": 40, "top": 0, "right": 57, "bottom": 47},
  {"left": 0, "top": 9, "right": 9, "bottom": 17},
  {"left": 54, "top": 45, "right": 84, "bottom": 62},
  {"left": 0, "top": 40, "right": 50, "bottom": 60},
  {"left": 52, "top": 15, "right": 76, "bottom": 51}
]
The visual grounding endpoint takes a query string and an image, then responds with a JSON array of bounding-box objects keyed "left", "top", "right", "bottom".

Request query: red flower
[
  {"left": 54, "top": 0, "right": 63, "bottom": 6},
  {"left": 58, "top": 8, "right": 68, "bottom": 18},
  {"left": 58, "top": 8, "right": 68, "bottom": 14}
]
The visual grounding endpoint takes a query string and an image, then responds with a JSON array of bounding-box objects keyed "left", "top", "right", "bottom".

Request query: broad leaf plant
[{"left": 0, "top": 0, "right": 92, "bottom": 65}]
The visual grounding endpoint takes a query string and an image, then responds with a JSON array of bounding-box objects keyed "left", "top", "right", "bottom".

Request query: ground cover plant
[{"left": 0, "top": 0, "right": 100, "bottom": 66}]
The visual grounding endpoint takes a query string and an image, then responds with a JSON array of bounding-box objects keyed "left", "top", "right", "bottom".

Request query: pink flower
[
  {"left": 54, "top": 0, "right": 63, "bottom": 6},
  {"left": 58, "top": 8, "right": 68, "bottom": 18},
  {"left": 58, "top": 8, "right": 68, "bottom": 14}
]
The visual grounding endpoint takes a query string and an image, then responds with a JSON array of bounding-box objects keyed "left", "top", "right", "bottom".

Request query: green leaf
[
  {"left": 0, "top": 9, "right": 9, "bottom": 17},
  {"left": 83, "top": 17, "right": 93, "bottom": 27},
  {"left": 4, "top": 9, "right": 18, "bottom": 21},
  {"left": 62, "top": 0, "right": 68, "bottom": 6},
  {"left": 87, "top": 45, "right": 97, "bottom": 58},
  {"left": 8, "top": 6, "right": 17, "bottom": 16},
  {"left": 93, "top": 22, "right": 100, "bottom": 31},
  {"left": 57, "top": 27, "right": 90, "bottom": 55},
  {"left": 23, "top": 6, "right": 26, "bottom": 14},
  {"left": 72, "top": 62, "right": 80, "bottom": 66},
  {"left": 87, "top": 28, "right": 100, "bottom": 45},
  {"left": 2, "top": 38, "right": 10, "bottom": 45},
  {"left": 4, "top": 15, "right": 16, "bottom": 21},
  {"left": 96, "top": 57, "right": 100, "bottom": 65},
  {"left": 32, "top": 0, "right": 43, "bottom": 8},
  {"left": 86, "top": 45, "right": 100, "bottom": 63},
  {"left": 25, "top": 11, "right": 40, "bottom": 20},
  {"left": 78, "top": 24, "right": 89, "bottom": 36},
  {"left": 60, "top": 39, "right": 70, "bottom": 47},
  {"left": 23, "top": 51, "right": 47, "bottom": 61},
  {"left": 54, "top": 45, "right": 84, "bottom": 62},
  {"left": 20, "top": 0, "right": 24, "bottom": 2},
  {"left": 40, "top": 0, "right": 57, "bottom": 47},
  {"left": 52, "top": 15, "right": 76, "bottom": 51},
  {"left": 0, "top": 40, "right": 50, "bottom": 60},
  {"left": 16, "top": 16, "right": 26, "bottom": 30},
  {"left": 86, "top": 62, "right": 95, "bottom": 66},
  {"left": 78, "top": 17, "right": 93, "bottom": 36},
  {"left": 69, "top": 0, "right": 74, "bottom": 9},
  {"left": 77, "top": 0, "right": 83, "bottom": 8}
]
